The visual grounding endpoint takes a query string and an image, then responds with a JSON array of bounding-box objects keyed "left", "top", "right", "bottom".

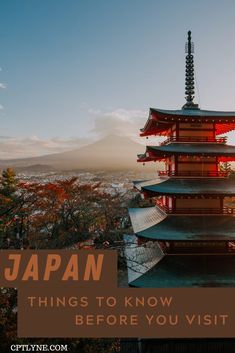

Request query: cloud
[
  {"left": 0, "top": 83, "right": 6, "bottom": 89},
  {"left": 89, "top": 107, "right": 164, "bottom": 145},
  {"left": 0, "top": 107, "right": 163, "bottom": 159},
  {"left": 0, "top": 136, "right": 92, "bottom": 159},
  {"left": 91, "top": 108, "right": 147, "bottom": 138}
]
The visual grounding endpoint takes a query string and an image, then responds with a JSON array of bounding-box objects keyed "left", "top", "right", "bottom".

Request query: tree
[
  {"left": 0, "top": 169, "right": 20, "bottom": 248},
  {"left": 219, "top": 161, "right": 232, "bottom": 176},
  {"left": 0, "top": 171, "right": 124, "bottom": 352},
  {"left": 0, "top": 174, "right": 133, "bottom": 250},
  {"left": 1, "top": 168, "right": 17, "bottom": 196}
]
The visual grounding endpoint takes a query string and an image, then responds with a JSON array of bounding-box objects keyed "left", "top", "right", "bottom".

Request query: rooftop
[
  {"left": 129, "top": 207, "right": 235, "bottom": 241},
  {"left": 134, "top": 178, "right": 235, "bottom": 196},
  {"left": 138, "top": 143, "right": 235, "bottom": 162},
  {"left": 140, "top": 108, "right": 235, "bottom": 136},
  {"left": 151, "top": 108, "right": 235, "bottom": 118},
  {"left": 129, "top": 254, "right": 235, "bottom": 287}
]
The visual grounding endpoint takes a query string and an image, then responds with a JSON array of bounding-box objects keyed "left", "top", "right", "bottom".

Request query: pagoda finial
[{"left": 182, "top": 30, "right": 198, "bottom": 110}]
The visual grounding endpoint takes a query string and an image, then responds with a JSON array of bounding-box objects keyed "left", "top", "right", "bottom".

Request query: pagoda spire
[{"left": 182, "top": 30, "right": 198, "bottom": 110}]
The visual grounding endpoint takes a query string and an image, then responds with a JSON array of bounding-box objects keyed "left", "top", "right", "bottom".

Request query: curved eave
[
  {"left": 140, "top": 108, "right": 235, "bottom": 137},
  {"left": 128, "top": 206, "right": 167, "bottom": 234},
  {"left": 135, "top": 178, "right": 235, "bottom": 196},
  {"left": 137, "top": 143, "right": 235, "bottom": 162},
  {"left": 135, "top": 214, "right": 235, "bottom": 241},
  {"left": 151, "top": 107, "right": 235, "bottom": 118},
  {"left": 129, "top": 255, "right": 235, "bottom": 288}
]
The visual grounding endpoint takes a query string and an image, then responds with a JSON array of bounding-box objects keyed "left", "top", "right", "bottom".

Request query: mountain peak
[{"left": 0, "top": 134, "right": 153, "bottom": 171}]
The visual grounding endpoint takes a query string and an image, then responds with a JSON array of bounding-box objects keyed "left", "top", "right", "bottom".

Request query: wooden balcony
[
  {"left": 158, "top": 170, "right": 229, "bottom": 177},
  {"left": 161, "top": 136, "right": 227, "bottom": 145},
  {"left": 156, "top": 203, "right": 235, "bottom": 215}
]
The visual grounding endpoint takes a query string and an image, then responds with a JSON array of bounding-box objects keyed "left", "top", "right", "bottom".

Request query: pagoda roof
[
  {"left": 129, "top": 206, "right": 167, "bottom": 233},
  {"left": 129, "top": 254, "right": 235, "bottom": 287},
  {"left": 138, "top": 143, "right": 235, "bottom": 162},
  {"left": 134, "top": 178, "right": 235, "bottom": 196},
  {"left": 140, "top": 108, "right": 235, "bottom": 136},
  {"left": 129, "top": 206, "right": 235, "bottom": 241},
  {"left": 152, "top": 108, "right": 235, "bottom": 118}
]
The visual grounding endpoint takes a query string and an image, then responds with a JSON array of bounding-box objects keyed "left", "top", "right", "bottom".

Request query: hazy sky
[{"left": 1, "top": 0, "right": 235, "bottom": 158}]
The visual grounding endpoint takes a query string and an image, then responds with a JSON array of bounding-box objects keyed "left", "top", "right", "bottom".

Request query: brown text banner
[
  {"left": 0, "top": 250, "right": 234, "bottom": 338},
  {"left": 18, "top": 286, "right": 233, "bottom": 338}
]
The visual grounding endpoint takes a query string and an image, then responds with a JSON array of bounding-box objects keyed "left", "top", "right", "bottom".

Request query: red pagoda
[{"left": 128, "top": 31, "right": 235, "bottom": 288}]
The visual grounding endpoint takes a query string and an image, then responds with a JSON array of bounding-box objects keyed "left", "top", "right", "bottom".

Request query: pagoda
[{"left": 127, "top": 31, "right": 235, "bottom": 288}]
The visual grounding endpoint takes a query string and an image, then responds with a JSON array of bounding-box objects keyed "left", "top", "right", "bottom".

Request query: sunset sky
[{"left": 1, "top": 0, "right": 235, "bottom": 158}]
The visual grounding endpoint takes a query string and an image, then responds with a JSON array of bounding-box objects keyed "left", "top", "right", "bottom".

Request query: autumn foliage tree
[
  {"left": 0, "top": 168, "right": 21, "bottom": 247},
  {"left": 0, "top": 171, "right": 129, "bottom": 249},
  {"left": 0, "top": 170, "right": 128, "bottom": 352}
]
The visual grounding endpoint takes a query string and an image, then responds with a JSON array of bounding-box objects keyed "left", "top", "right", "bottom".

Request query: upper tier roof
[
  {"left": 152, "top": 108, "right": 235, "bottom": 117},
  {"left": 134, "top": 178, "right": 235, "bottom": 196},
  {"left": 129, "top": 206, "right": 235, "bottom": 241},
  {"left": 129, "top": 254, "right": 235, "bottom": 287},
  {"left": 140, "top": 108, "right": 235, "bottom": 136},
  {"left": 138, "top": 143, "right": 235, "bottom": 162}
]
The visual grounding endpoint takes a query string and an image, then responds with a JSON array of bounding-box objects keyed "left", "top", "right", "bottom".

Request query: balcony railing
[
  {"left": 156, "top": 203, "right": 235, "bottom": 215},
  {"left": 158, "top": 170, "right": 229, "bottom": 177},
  {"left": 161, "top": 136, "right": 227, "bottom": 145}
]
